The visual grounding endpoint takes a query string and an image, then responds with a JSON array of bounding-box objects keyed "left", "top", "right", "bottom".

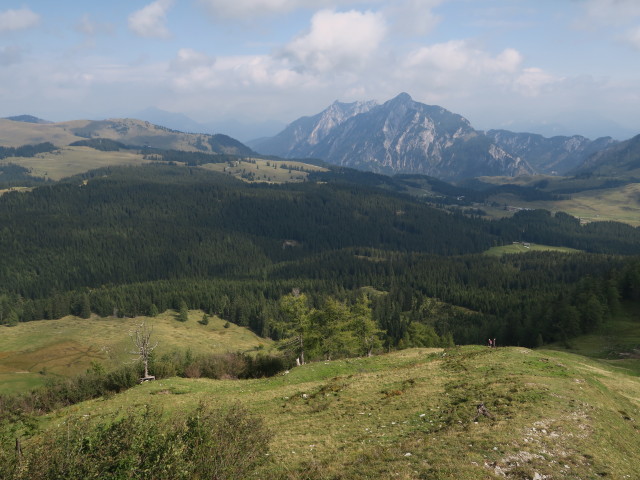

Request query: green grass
[
  {"left": 480, "top": 182, "right": 640, "bottom": 227},
  {"left": 20, "top": 345, "right": 640, "bottom": 479},
  {"left": 0, "top": 311, "right": 271, "bottom": 394},
  {"left": 484, "top": 242, "right": 581, "bottom": 256},
  {"left": 201, "top": 158, "right": 328, "bottom": 184},
  {"left": 4, "top": 146, "right": 151, "bottom": 181},
  {"left": 546, "top": 302, "right": 640, "bottom": 376},
  {"left": 4, "top": 150, "right": 329, "bottom": 184}
]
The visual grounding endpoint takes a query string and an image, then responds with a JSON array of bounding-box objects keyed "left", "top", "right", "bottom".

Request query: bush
[
  {"left": 186, "top": 352, "right": 249, "bottom": 379},
  {"left": 247, "top": 353, "right": 289, "bottom": 378},
  {"left": 0, "top": 364, "right": 141, "bottom": 419},
  {"left": 0, "top": 403, "right": 271, "bottom": 480},
  {"left": 181, "top": 352, "right": 288, "bottom": 380},
  {"left": 0, "top": 351, "right": 285, "bottom": 424}
]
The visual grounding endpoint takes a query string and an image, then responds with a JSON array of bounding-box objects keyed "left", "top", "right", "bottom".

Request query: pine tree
[
  {"left": 177, "top": 300, "right": 189, "bottom": 322},
  {"left": 79, "top": 294, "right": 91, "bottom": 319}
]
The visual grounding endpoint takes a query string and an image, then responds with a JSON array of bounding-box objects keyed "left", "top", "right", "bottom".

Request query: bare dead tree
[{"left": 130, "top": 320, "right": 158, "bottom": 381}]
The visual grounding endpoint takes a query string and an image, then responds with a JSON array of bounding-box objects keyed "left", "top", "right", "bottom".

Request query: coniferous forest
[{"left": 0, "top": 164, "right": 639, "bottom": 352}]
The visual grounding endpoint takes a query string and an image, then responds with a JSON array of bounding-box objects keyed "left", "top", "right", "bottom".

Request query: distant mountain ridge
[
  {"left": 0, "top": 117, "right": 254, "bottom": 156},
  {"left": 571, "top": 133, "right": 640, "bottom": 177},
  {"left": 3, "top": 114, "right": 51, "bottom": 124},
  {"left": 133, "top": 107, "right": 285, "bottom": 142},
  {"left": 485, "top": 129, "right": 617, "bottom": 175},
  {"left": 251, "top": 93, "right": 532, "bottom": 181}
]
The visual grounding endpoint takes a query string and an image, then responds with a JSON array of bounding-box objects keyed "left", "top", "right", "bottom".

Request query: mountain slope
[
  {"left": 249, "top": 98, "right": 377, "bottom": 157},
  {"left": 571, "top": 133, "right": 640, "bottom": 177},
  {"left": 253, "top": 93, "right": 532, "bottom": 181},
  {"left": 0, "top": 117, "right": 254, "bottom": 156},
  {"left": 486, "top": 129, "right": 617, "bottom": 175}
]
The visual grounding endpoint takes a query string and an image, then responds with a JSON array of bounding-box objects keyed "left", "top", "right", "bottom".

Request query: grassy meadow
[
  {"left": 547, "top": 301, "right": 640, "bottom": 376},
  {"left": 484, "top": 242, "right": 581, "bottom": 256},
  {"left": 482, "top": 184, "right": 640, "bottom": 227},
  {"left": 2, "top": 148, "right": 329, "bottom": 184},
  {"left": 3, "top": 146, "right": 151, "bottom": 181},
  {"left": 201, "top": 157, "right": 328, "bottom": 184},
  {"left": 18, "top": 345, "right": 639, "bottom": 479},
  {"left": 0, "top": 119, "right": 85, "bottom": 147},
  {"left": 0, "top": 311, "right": 271, "bottom": 393}
]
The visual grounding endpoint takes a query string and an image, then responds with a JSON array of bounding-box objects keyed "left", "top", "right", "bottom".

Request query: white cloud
[
  {"left": 128, "top": 0, "right": 174, "bottom": 39},
  {"left": 170, "top": 48, "right": 216, "bottom": 72},
  {"left": 386, "top": 0, "right": 443, "bottom": 36},
  {"left": 198, "top": 0, "right": 296, "bottom": 18},
  {"left": 514, "top": 68, "right": 560, "bottom": 96},
  {"left": 282, "top": 9, "right": 387, "bottom": 73},
  {"left": 0, "top": 7, "right": 40, "bottom": 33},
  {"left": 197, "top": 0, "right": 373, "bottom": 19},
  {"left": 75, "top": 14, "right": 114, "bottom": 36},
  {"left": 170, "top": 53, "right": 307, "bottom": 93},
  {"left": 404, "top": 40, "right": 522, "bottom": 75}
]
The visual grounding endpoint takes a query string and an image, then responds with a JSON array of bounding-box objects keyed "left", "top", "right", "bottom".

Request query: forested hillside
[{"left": 0, "top": 164, "right": 639, "bottom": 350}]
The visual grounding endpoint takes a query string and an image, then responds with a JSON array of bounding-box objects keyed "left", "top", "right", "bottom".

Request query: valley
[
  {"left": 1, "top": 100, "right": 639, "bottom": 479},
  {"left": 474, "top": 182, "right": 640, "bottom": 227},
  {"left": 4, "top": 1, "right": 640, "bottom": 477}
]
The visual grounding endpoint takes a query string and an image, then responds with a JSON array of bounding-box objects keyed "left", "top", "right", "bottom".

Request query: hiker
[{"left": 488, "top": 338, "right": 493, "bottom": 348}]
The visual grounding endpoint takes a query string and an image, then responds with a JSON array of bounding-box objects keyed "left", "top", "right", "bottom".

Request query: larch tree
[
  {"left": 350, "top": 295, "right": 383, "bottom": 357},
  {"left": 277, "top": 289, "right": 312, "bottom": 365}
]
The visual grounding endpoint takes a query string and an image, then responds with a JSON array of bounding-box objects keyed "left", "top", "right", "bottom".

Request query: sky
[{"left": 0, "top": 0, "right": 639, "bottom": 140}]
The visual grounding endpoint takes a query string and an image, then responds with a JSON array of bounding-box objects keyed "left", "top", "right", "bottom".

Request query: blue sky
[{"left": 1, "top": 0, "right": 639, "bottom": 139}]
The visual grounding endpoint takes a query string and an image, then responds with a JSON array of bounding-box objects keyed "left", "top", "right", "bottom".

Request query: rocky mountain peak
[
  {"left": 251, "top": 94, "right": 532, "bottom": 181},
  {"left": 386, "top": 92, "right": 413, "bottom": 105}
]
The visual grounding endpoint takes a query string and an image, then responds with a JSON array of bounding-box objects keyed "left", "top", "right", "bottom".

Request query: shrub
[
  {"left": 0, "top": 364, "right": 141, "bottom": 419},
  {"left": 181, "top": 352, "right": 287, "bottom": 380},
  {"left": 247, "top": 353, "right": 289, "bottom": 378},
  {"left": 0, "top": 403, "right": 271, "bottom": 480}
]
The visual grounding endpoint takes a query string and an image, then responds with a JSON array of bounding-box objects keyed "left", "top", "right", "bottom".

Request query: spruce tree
[{"left": 178, "top": 301, "right": 189, "bottom": 322}]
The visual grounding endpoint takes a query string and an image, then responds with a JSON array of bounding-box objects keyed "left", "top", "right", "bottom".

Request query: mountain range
[
  {"left": 3, "top": 93, "right": 639, "bottom": 182},
  {"left": 250, "top": 93, "right": 625, "bottom": 181},
  {"left": 484, "top": 129, "right": 617, "bottom": 175}
]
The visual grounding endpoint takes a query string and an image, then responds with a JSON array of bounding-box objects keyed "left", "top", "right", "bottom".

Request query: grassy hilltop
[
  {"left": 4, "top": 345, "right": 639, "bottom": 479},
  {"left": 1, "top": 304, "right": 639, "bottom": 478}
]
